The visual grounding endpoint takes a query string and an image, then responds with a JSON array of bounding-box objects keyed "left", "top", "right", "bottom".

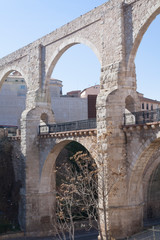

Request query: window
[
  {"left": 151, "top": 104, "right": 153, "bottom": 110},
  {"left": 142, "top": 103, "right": 144, "bottom": 109},
  {"left": 20, "top": 85, "right": 25, "bottom": 89},
  {"left": 146, "top": 103, "right": 149, "bottom": 110}
]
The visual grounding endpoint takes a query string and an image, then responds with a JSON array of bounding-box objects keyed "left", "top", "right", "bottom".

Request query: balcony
[
  {"left": 39, "top": 118, "right": 96, "bottom": 134},
  {"left": 123, "top": 109, "right": 160, "bottom": 126}
]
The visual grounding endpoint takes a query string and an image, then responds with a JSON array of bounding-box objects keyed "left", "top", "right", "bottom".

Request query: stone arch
[
  {"left": 0, "top": 68, "right": 28, "bottom": 89},
  {"left": 22, "top": 106, "right": 55, "bottom": 124},
  {"left": 128, "top": 135, "right": 160, "bottom": 175},
  {"left": 127, "top": 5, "right": 160, "bottom": 71},
  {"left": 125, "top": 137, "right": 160, "bottom": 231},
  {"left": 0, "top": 68, "right": 28, "bottom": 230},
  {"left": 146, "top": 165, "right": 160, "bottom": 219},
  {"left": 99, "top": 88, "right": 140, "bottom": 127},
  {"left": 45, "top": 37, "right": 102, "bottom": 91},
  {"left": 128, "top": 137, "right": 160, "bottom": 206},
  {"left": 124, "top": 95, "right": 137, "bottom": 125},
  {"left": 39, "top": 140, "right": 71, "bottom": 193},
  {"left": 143, "top": 152, "right": 160, "bottom": 220},
  {"left": 0, "top": 69, "right": 28, "bottom": 127},
  {"left": 21, "top": 106, "right": 55, "bottom": 137},
  {"left": 39, "top": 139, "right": 98, "bottom": 193},
  {"left": 40, "top": 112, "right": 49, "bottom": 125}
]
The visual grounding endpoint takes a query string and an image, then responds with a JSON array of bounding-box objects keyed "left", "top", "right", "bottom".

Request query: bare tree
[{"left": 54, "top": 142, "right": 125, "bottom": 240}]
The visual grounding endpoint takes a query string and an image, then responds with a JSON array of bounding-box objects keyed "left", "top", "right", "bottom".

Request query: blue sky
[
  {"left": 135, "top": 14, "right": 160, "bottom": 101},
  {"left": 0, "top": 0, "right": 159, "bottom": 99}
]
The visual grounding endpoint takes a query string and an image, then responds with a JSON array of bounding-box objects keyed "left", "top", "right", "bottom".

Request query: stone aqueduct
[{"left": 0, "top": 0, "right": 160, "bottom": 238}]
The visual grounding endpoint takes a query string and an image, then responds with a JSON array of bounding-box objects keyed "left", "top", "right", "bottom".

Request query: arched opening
[
  {"left": 0, "top": 70, "right": 27, "bottom": 132},
  {"left": 144, "top": 163, "right": 160, "bottom": 222},
  {"left": 40, "top": 113, "right": 48, "bottom": 125},
  {"left": 128, "top": 9, "right": 160, "bottom": 227},
  {"left": 47, "top": 43, "right": 101, "bottom": 123},
  {"left": 135, "top": 14, "right": 160, "bottom": 109},
  {"left": 0, "top": 70, "right": 27, "bottom": 233},
  {"left": 128, "top": 136, "right": 160, "bottom": 232},
  {"left": 125, "top": 95, "right": 135, "bottom": 113},
  {"left": 124, "top": 95, "right": 136, "bottom": 125},
  {"left": 53, "top": 141, "right": 98, "bottom": 237},
  {"left": 0, "top": 136, "right": 22, "bottom": 233}
]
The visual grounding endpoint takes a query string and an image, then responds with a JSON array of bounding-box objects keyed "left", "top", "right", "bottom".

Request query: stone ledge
[
  {"left": 9, "top": 136, "right": 21, "bottom": 141},
  {"left": 39, "top": 129, "right": 97, "bottom": 139},
  {"left": 122, "top": 121, "right": 160, "bottom": 132}
]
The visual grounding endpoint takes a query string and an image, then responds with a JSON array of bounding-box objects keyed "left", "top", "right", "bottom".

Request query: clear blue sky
[{"left": 0, "top": 0, "right": 159, "bottom": 99}]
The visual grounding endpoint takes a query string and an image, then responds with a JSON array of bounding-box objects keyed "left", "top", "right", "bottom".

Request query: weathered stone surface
[{"left": 0, "top": 0, "right": 160, "bottom": 238}]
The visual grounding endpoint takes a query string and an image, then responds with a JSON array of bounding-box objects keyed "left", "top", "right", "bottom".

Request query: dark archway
[
  {"left": 0, "top": 70, "right": 27, "bottom": 233},
  {"left": 124, "top": 95, "right": 136, "bottom": 125},
  {"left": 40, "top": 113, "right": 49, "bottom": 125},
  {"left": 145, "top": 164, "right": 160, "bottom": 221},
  {"left": 0, "top": 137, "right": 21, "bottom": 233},
  {"left": 125, "top": 95, "right": 135, "bottom": 113},
  {"left": 55, "top": 141, "right": 98, "bottom": 237}
]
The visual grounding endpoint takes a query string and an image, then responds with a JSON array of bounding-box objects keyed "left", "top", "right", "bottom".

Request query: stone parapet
[
  {"left": 123, "top": 121, "right": 160, "bottom": 132},
  {"left": 39, "top": 128, "right": 97, "bottom": 139}
]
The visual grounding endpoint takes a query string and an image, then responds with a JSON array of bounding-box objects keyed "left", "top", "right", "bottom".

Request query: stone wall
[{"left": 0, "top": 0, "right": 160, "bottom": 238}]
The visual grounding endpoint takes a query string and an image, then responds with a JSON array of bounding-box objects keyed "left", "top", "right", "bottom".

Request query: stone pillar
[
  {"left": 20, "top": 102, "right": 55, "bottom": 236},
  {"left": 96, "top": 62, "right": 141, "bottom": 238},
  {"left": 25, "top": 192, "right": 56, "bottom": 236}
]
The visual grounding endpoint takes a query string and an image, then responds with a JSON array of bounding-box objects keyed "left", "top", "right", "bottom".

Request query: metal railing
[
  {"left": 0, "top": 125, "right": 18, "bottom": 136},
  {"left": 123, "top": 109, "right": 160, "bottom": 126},
  {"left": 39, "top": 118, "right": 96, "bottom": 134},
  {"left": 125, "top": 226, "right": 160, "bottom": 239}
]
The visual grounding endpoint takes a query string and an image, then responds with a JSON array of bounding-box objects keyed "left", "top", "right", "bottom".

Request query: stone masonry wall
[{"left": 0, "top": 0, "right": 160, "bottom": 238}]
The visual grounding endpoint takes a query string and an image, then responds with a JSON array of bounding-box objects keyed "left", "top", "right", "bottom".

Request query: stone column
[
  {"left": 96, "top": 62, "right": 141, "bottom": 239},
  {"left": 20, "top": 99, "right": 55, "bottom": 235},
  {"left": 17, "top": 42, "right": 56, "bottom": 235}
]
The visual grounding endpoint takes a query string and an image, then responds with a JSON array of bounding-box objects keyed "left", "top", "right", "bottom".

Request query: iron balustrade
[
  {"left": 0, "top": 125, "right": 18, "bottom": 136},
  {"left": 39, "top": 118, "right": 97, "bottom": 134},
  {"left": 123, "top": 108, "right": 160, "bottom": 125}
]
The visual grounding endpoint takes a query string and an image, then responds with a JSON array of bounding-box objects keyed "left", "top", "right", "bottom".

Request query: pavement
[
  {"left": 3, "top": 221, "right": 160, "bottom": 240},
  {"left": 0, "top": 229, "right": 98, "bottom": 240}
]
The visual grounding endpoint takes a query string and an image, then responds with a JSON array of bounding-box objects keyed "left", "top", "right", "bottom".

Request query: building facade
[
  {"left": 0, "top": 72, "right": 26, "bottom": 127},
  {"left": 0, "top": 73, "right": 88, "bottom": 126},
  {"left": 0, "top": 75, "right": 160, "bottom": 128}
]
